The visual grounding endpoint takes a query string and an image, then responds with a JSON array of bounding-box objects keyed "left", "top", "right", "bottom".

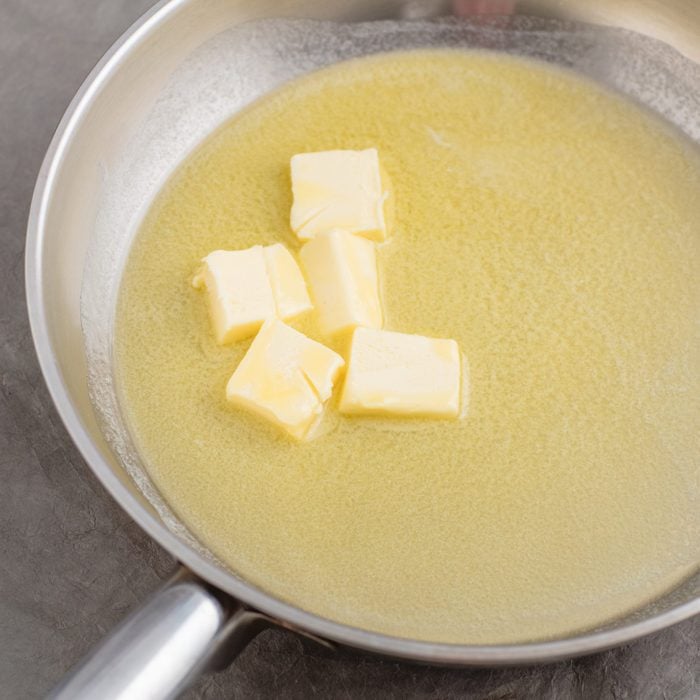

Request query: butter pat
[
  {"left": 192, "top": 247, "right": 275, "bottom": 344},
  {"left": 340, "top": 328, "right": 461, "bottom": 418},
  {"left": 227, "top": 319, "right": 345, "bottom": 440},
  {"left": 300, "top": 230, "right": 383, "bottom": 337},
  {"left": 193, "top": 245, "right": 311, "bottom": 344},
  {"left": 290, "top": 149, "right": 389, "bottom": 242}
]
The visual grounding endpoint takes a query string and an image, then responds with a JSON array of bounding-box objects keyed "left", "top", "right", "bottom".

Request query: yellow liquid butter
[{"left": 116, "top": 51, "right": 700, "bottom": 644}]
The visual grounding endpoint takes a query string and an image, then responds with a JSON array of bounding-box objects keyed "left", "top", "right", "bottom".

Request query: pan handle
[{"left": 48, "top": 567, "right": 270, "bottom": 700}]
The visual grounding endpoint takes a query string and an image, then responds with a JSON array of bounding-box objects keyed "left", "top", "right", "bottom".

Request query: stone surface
[{"left": 0, "top": 1, "right": 698, "bottom": 698}]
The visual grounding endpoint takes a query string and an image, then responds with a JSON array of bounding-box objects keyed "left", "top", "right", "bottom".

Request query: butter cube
[
  {"left": 300, "top": 230, "right": 383, "bottom": 337},
  {"left": 263, "top": 243, "right": 313, "bottom": 320},
  {"left": 227, "top": 319, "right": 345, "bottom": 440},
  {"left": 340, "top": 328, "right": 461, "bottom": 418},
  {"left": 290, "top": 149, "right": 389, "bottom": 242},
  {"left": 194, "top": 244, "right": 311, "bottom": 344},
  {"left": 193, "top": 247, "right": 275, "bottom": 345}
]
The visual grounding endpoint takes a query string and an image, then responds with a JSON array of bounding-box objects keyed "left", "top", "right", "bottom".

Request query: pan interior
[{"left": 111, "top": 43, "right": 699, "bottom": 645}]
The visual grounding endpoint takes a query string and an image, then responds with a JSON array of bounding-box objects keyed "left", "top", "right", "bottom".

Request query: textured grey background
[{"left": 0, "top": 1, "right": 699, "bottom": 698}]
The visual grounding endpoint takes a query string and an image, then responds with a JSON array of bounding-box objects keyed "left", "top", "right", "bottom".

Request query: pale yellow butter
[
  {"left": 300, "top": 230, "right": 383, "bottom": 338},
  {"left": 194, "top": 244, "right": 311, "bottom": 344},
  {"left": 290, "top": 148, "right": 389, "bottom": 242},
  {"left": 192, "top": 247, "right": 275, "bottom": 344},
  {"left": 340, "top": 327, "right": 461, "bottom": 418},
  {"left": 226, "top": 319, "right": 345, "bottom": 440}
]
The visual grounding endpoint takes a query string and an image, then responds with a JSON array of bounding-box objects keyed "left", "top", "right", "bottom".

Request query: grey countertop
[{"left": 1, "top": 1, "right": 699, "bottom": 698}]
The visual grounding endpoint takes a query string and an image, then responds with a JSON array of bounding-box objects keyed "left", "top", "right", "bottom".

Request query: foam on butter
[{"left": 116, "top": 50, "right": 700, "bottom": 644}]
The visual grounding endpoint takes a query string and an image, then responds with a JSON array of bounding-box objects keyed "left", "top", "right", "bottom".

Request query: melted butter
[{"left": 116, "top": 51, "right": 700, "bottom": 644}]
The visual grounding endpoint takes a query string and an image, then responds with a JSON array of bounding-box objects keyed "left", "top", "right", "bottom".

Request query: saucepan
[{"left": 25, "top": 1, "right": 700, "bottom": 698}]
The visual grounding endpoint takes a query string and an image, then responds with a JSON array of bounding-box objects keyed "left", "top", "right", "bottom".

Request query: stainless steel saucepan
[{"left": 25, "top": 1, "right": 700, "bottom": 698}]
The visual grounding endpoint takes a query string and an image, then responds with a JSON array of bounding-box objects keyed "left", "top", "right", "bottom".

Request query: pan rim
[{"left": 24, "top": 0, "right": 700, "bottom": 665}]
